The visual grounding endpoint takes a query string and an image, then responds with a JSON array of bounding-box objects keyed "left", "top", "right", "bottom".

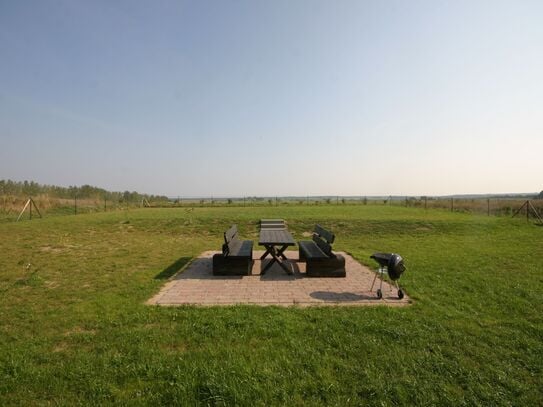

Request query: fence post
[
  {"left": 451, "top": 198, "right": 454, "bottom": 212},
  {"left": 424, "top": 196, "right": 427, "bottom": 210},
  {"left": 104, "top": 197, "right": 107, "bottom": 212},
  {"left": 487, "top": 198, "right": 490, "bottom": 216},
  {"left": 75, "top": 195, "right": 77, "bottom": 215}
]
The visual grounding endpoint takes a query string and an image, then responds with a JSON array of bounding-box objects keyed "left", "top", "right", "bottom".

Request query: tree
[{"left": 538, "top": 191, "right": 543, "bottom": 199}]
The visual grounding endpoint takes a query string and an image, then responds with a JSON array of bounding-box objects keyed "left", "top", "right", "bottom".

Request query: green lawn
[{"left": 0, "top": 206, "right": 541, "bottom": 405}]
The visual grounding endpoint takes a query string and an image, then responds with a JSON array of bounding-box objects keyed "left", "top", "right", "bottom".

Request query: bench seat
[
  {"left": 299, "top": 240, "right": 330, "bottom": 260},
  {"left": 226, "top": 240, "right": 253, "bottom": 258}
]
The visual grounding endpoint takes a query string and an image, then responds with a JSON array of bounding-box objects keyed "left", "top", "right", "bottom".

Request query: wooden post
[
  {"left": 487, "top": 198, "right": 490, "bottom": 216},
  {"left": 104, "top": 197, "right": 107, "bottom": 212},
  {"left": 424, "top": 196, "right": 427, "bottom": 210},
  {"left": 528, "top": 200, "right": 543, "bottom": 224},
  {"left": 74, "top": 195, "right": 77, "bottom": 215},
  {"left": 16, "top": 198, "right": 41, "bottom": 221},
  {"left": 512, "top": 200, "right": 542, "bottom": 224},
  {"left": 451, "top": 198, "right": 454, "bottom": 212},
  {"left": 17, "top": 199, "right": 31, "bottom": 222},
  {"left": 512, "top": 200, "right": 528, "bottom": 218},
  {"left": 30, "top": 198, "right": 42, "bottom": 218}
]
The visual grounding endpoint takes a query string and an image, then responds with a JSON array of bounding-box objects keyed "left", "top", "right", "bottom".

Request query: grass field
[{"left": 0, "top": 206, "right": 541, "bottom": 405}]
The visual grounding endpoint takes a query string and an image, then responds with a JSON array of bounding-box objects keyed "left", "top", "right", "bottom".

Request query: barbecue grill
[{"left": 370, "top": 252, "right": 406, "bottom": 299}]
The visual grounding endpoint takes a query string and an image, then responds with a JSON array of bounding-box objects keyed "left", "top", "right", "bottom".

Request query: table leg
[
  {"left": 261, "top": 259, "right": 274, "bottom": 273},
  {"left": 260, "top": 245, "right": 292, "bottom": 275},
  {"left": 276, "top": 258, "right": 292, "bottom": 274},
  {"left": 269, "top": 248, "right": 292, "bottom": 275},
  {"left": 260, "top": 247, "right": 272, "bottom": 260},
  {"left": 261, "top": 245, "right": 275, "bottom": 274},
  {"left": 277, "top": 244, "right": 289, "bottom": 259}
]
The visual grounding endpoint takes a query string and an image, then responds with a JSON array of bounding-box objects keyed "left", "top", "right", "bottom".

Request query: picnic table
[{"left": 259, "top": 228, "right": 296, "bottom": 275}]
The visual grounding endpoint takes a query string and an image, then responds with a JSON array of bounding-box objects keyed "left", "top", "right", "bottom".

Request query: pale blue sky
[{"left": 1, "top": 1, "right": 542, "bottom": 197}]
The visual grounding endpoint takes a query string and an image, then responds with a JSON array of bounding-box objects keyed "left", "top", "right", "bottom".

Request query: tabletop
[{"left": 259, "top": 229, "right": 295, "bottom": 245}]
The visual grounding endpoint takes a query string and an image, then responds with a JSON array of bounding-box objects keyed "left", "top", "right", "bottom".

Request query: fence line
[{"left": 1, "top": 194, "right": 541, "bottom": 221}]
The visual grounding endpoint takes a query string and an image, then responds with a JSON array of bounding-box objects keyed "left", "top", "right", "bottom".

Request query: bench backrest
[
  {"left": 312, "top": 224, "right": 335, "bottom": 257},
  {"left": 260, "top": 219, "right": 286, "bottom": 230},
  {"left": 222, "top": 225, "right": 239, "bottom": 256},
  {"left": 314, "top": 224, "right": 335, "bottom": 244}
]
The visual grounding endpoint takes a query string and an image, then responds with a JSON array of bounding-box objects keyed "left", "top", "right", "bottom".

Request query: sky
[{"left": 1, "top": 0, "right": 542, "bottom": 197}]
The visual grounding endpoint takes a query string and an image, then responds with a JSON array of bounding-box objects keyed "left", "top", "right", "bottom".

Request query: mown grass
[{"left": 0, "top": 206, "right": 541, "bottom": 405}]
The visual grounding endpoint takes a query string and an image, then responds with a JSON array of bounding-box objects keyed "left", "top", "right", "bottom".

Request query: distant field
[{"left": 0, "top": 206, "right": 541, "bottom": 405}]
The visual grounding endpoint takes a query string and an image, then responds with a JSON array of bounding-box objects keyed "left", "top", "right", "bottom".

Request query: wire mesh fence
[{"left": 1, "top": 194, "right": 542, "bottom": 222}]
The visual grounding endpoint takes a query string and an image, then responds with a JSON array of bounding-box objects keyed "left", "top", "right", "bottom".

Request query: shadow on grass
[
  {"left": 155, "top": 257, "right": 192, "bottom": 280},
  {"left": 173, "top": 257, "right": 244, "bottom": 280}
]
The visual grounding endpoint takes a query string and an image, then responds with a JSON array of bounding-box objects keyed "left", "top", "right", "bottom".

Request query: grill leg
[
  {"left": 370, "top": 268, "right": 379, "bottom": 291},
  {"left": 394, "top": 280, "right": 403, "bottom": 296}
]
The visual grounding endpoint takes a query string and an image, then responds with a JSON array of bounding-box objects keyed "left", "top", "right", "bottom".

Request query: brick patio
[{"left": 147, "top": 250, "right": 410, "bottom": 307}]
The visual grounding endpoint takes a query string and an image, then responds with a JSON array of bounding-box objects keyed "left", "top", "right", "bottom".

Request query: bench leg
[
  {"left": 213, "top": 254, "right": 252, "bottom": 276},
  {"left": 305, "top": 255, "right": 346, "bottom": 277}
]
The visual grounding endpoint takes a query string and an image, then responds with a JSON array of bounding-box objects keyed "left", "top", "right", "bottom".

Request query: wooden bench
[
  {"left": 298, "top": 225, "right": 346, "bottom": 277},
  {"left": 212, "top": 225, "right": 253, "bottom": 275}
]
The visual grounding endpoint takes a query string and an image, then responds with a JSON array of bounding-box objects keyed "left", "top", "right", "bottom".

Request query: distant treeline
[{"left": 0, "top": 179, "right": 169, "bottom": 203}]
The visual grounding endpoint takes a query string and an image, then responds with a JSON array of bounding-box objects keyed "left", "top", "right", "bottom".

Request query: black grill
[{"left": 370, "top": 252, "right": 406, "bottom": 299}]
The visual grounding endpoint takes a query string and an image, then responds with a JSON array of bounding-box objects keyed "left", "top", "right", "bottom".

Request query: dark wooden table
[{"left": 259, "top": 229, "right": 296, "bottom": 274}]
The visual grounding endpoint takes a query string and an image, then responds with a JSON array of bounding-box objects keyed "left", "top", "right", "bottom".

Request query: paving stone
[{"left": 147, "top": 250, "right": 411, "bottom": 307}]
